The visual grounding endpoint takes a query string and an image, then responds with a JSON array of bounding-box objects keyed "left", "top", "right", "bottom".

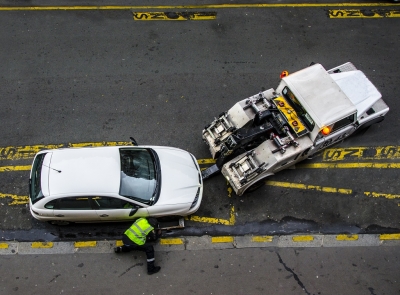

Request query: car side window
[
  {"left": 92, "top": 196, "right": 136, "bottom": 210},
  {"left": 57, "top": 197, "right": 92, "bottom": 210}
]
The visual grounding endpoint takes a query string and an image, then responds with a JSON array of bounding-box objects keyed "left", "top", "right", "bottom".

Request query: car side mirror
[{"left": 129, "top": 207, "right": 139, "bottom": 216}]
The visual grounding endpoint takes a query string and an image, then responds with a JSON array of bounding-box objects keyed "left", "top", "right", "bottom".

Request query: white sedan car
[{"left": 29, "top": 146, "right": 203, "bottom": 225}]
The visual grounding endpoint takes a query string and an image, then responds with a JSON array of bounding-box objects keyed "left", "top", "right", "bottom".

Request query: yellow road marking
[
  {"left": 252, "top": 236, "right": 273, "bottom": 242},
  {"left": 211, "top": 236, "right": 234, "bottom": 243},
  {"left": 0, "top": 193, "right": 29, "bottom": 205},
  {"left": 188, "top": 215, "right": 231, "bottom": 225},
  {"left": 298, "top": 163, "right": 400, "bottom": 169},
  {"left": 323, "top": 146, "right": 400, "bottom": 161},
  {"left": 364, "top": 192, "right": 400, "bottom": 199},
  {"left": 159, "top": 238, "right": 184, "bottom": 245},
  {"left": 0, "top": 141, "right": 130, "bottom": 161},
  {"left": 380, "top": 234, "right": 400, "bottom": 240},
  {"left": 0, "top": 243, "right": 9, "bottom": 249},
  {"left": 0, "top": 3, "right": 399, "bottom": 11},
  {"left": 329, "top": 9, "right": 400, "bottom": 18},
  {"left": 31, "top": 242, "right": 53, "bottom": 248},
  {"left": 188, "top": 206, "right": 235, "bottom": 225},
  {"left": 197, "top": 159, "right": 215, "bottom": 165},
  {"left": 74, "top": 241, "right": 97, "bottom": 248},
  {"left": 292, "top": 235, "right": 314, "bottom": 242},
  {"left": 336, "top": 234, "right": 358, "bottom": 241},
  {"left": 133, "top": 12, "right": 216, "bottom": 20},
  {"left": 266, "top": 180, "right": 353, "bottom": 194},
  {"left": 0, "top": 165, "right": 31, "bottom": 172}
]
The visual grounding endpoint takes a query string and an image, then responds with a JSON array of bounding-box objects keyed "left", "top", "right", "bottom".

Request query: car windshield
[
  {"left": 119, "top": 148, "right": 159, "bottom": 204},
  {"left": 282, "top": 86, "right": 315, "bottom": 131},
  {"left": 29, "top": 153, "right": 46, "bottom": 204}
]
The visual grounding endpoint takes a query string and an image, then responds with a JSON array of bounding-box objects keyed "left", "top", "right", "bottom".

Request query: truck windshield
[
  {"left": 282, "top": 86, "right": 315, "bottom": 131},
  {"left": 29, "top": 153, "right": 46, "bottom": 204},
  {"left": 119, "top": 148, "right": 160, "bottom": 205}
]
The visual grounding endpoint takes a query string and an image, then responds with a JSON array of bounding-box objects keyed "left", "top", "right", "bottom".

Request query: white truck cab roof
[{"left": 278, "top": 63, "right": 357, "bottom": 129}]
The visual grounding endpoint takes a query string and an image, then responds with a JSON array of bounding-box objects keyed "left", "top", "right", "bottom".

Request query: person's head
[{"left": 147, "top": 217, "right": 158, "bottom": 228}]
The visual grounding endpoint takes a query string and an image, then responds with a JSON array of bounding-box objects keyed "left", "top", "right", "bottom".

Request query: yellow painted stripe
[
  {"left": 292, "top": 235, "right": 314, "bottom": 242},
  {"left": 74, "top": 241, "right": 97, "bottom": 248},
  {"left": 188, "top": 215, "right": 230, "bottom": 225},
  {"left": 0, "top": 243, "right": 9, "bottom": 249},
  {"left": 266, "top": 180, "right": 352, "bottom": 194},
  {"left": 133, "top": 12, "right": 216, "bottom": 20},
  {"left": 336, "top": 234, "right": 358, "bottom": 241},
  {"left": 298, "top": 163, "right": 400, "bottom": 169},
  {"left": 159, "top": 238, "right": 184, "bottom": 245},
  {"left": 211, "top": 236, "right": 234, "bottom": 243},
  {"left": 0, "top": 165, "right": 31, "bottom": 172},
  {"left": 197, "top": 159, "right": 215, "bottom": 165},
  {"left": 323, "top": 146, "right": 400, "bottom": 161},
  {"left": 0, "top": 141, "right": 130, "bottom": 161},
  {"left": 0, "top": 193, "right": 29, "bottom": 205},
  {"left": 380, "top": 234, "right": 400, "bottom": 240},
  {"left": 364, "top": 192, "right": 400, "bottom": 200},
  {"left": 0, "top": 3, "right": 399, "bottom": 11},
  {"left": 188, "top": 205, "right": 235, "bottom": 225},
  {"left": 252, "top": 236, "right": 273, "bottom": 242},
  {"left": 31, "top": 242, "right": 53, "bottom": 248},
  {"left": 329, "top": 9, "right": 400, "bottom": 18}
]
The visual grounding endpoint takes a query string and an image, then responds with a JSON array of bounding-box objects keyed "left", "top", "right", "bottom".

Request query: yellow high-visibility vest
[{"left": 124, "top": 218, "right": 154, "bottom": 245}]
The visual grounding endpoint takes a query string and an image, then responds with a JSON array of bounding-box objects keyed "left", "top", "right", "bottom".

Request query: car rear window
[{"left": 119, "top": 148, "right": 158, "bottom": 204}]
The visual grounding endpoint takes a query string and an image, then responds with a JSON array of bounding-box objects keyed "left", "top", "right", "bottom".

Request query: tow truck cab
[{"left": 202, "top": 62, "right": 389, "bottom": 196}]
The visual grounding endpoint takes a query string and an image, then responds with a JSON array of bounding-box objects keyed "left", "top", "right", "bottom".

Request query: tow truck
[{"left": 201, "top": 62, "right": 389, "bottom": 196}]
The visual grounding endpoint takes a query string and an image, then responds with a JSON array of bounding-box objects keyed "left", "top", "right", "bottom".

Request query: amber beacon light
[
  {"left": 321, "top": 126, "right": 330, "bottom": 135},
  {"left": 280, "top": 70, "right": 289, "bottom": 79}
]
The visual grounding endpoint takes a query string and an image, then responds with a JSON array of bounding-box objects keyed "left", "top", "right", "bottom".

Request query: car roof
[{"left": 45, "top": 146, "right": 122, "bottom": 196}]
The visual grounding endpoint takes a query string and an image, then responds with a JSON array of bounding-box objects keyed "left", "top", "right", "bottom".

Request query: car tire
[
  {"left": 48, "top": 220, "right": 71, "bottom": 226},
  {"left": 246, "top": 178, "right": 267, "bottom": 193}
]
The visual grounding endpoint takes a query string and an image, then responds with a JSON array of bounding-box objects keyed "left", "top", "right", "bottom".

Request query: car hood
[{"left": 151, "top": 147, "right": 201, "bottom": 206}]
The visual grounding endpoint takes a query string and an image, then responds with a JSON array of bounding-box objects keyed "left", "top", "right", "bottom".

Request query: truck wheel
[{"left": 246, "top": 178, "right": 267, "bottom": 193}]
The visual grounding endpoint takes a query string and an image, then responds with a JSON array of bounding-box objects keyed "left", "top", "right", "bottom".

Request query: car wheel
[
  {"left": 48, "top": 220, "right": 71, "bottom": 226},
  {"left": 246, "top": 178, "right": 267, "bottom": 193}
]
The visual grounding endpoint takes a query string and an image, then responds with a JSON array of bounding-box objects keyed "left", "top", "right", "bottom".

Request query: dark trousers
[{"left": 121, "top": 235, "right": 155, "bottom": 261}]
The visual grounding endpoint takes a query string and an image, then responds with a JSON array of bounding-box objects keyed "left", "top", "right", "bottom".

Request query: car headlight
[{"left": 189, "top": 187, "right": 200, "bottom": 210}]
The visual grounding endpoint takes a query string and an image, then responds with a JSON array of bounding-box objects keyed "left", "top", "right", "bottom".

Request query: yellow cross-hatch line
[
  {"left": 298, "top": 163, "right": 400, "bottom": 169},
  {"left": 266, "top": 180, "right": 353, "bottom": 194},
  {"left": 0, "top": 141, "right": 130, "bottom": 161},
  {"left": 0, "top": 193, "right": 29, "bottom": 205},
  {"left": 0, "top": 3, "right": 399, "bottom": 11}
]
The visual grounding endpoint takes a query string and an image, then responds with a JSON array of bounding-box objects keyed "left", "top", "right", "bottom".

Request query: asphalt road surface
[
  {"left": 1, "top": 246, "right": 399, "bottom": 295},
  {"left": 0, "top": 1, "right": 399, "bottom": 241}
]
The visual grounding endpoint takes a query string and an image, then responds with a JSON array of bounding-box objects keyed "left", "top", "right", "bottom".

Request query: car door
[
  {"left": 92, "top": 196, "right": 149, "bottom": 221},
  {"left": 51, "top": 196, "right": 98, "bottom": 222}
]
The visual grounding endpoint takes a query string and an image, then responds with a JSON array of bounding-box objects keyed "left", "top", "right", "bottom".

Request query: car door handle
[
  {"left": 99, "top": 214, "right": 109, "bottom": 217},
  {"left": 55, "top": 214, "right": 64, "bottom": 217}
]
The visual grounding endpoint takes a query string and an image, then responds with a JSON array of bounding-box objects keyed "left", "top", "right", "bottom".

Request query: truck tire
[{"left": 246, "top": 178, "right": 268, "bottom": 193}]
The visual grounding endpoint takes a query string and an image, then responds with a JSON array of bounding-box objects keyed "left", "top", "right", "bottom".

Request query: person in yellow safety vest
[{"left": 114, "top": 217, "right": 161, "bottom": 275}]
